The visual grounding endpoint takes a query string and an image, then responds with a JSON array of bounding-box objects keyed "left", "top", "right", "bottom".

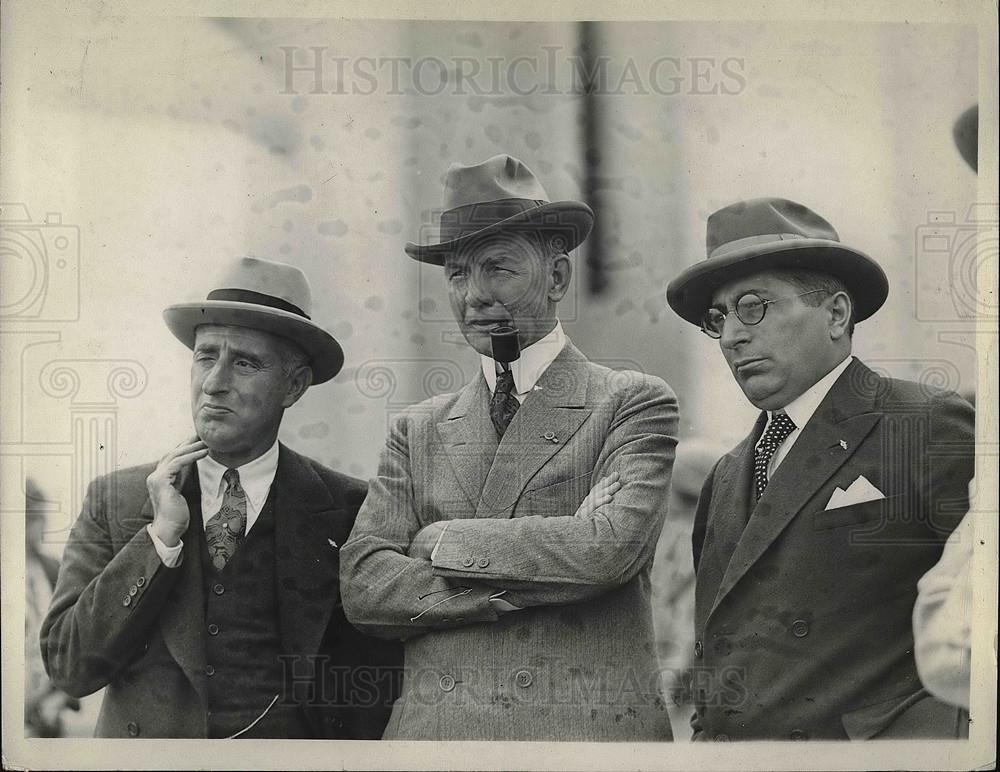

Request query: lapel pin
[
  {"left": 327, "top": 538, "right": 338, "bottom": 549},
  {"left": 542, "top": 431, "right": 559, "bottom": 443},
  {"left": 839, "top": 440, "right": 848, "bottom": 451}
]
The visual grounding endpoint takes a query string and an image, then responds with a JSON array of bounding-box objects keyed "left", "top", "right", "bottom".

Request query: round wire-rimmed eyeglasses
[{"left": 700, "top": 289, "right": 827, "bottom": 338}]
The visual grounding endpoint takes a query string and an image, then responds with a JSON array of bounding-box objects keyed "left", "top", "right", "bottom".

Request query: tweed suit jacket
[
  {"left": 41, "top": 444, "right": 401, "bottom": 738},
  {"left": 690, "top": 358, "right": 975, "bottom": 741},
  {"left": 340, "top": 342, "right": 679, "bottom": 740}
]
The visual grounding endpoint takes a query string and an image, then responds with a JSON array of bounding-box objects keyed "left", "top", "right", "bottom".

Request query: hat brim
[
  {"left": 404, "top": 201, "right": 594, "bottom": 265},
  {"left": 162, "top": 301, "right": 344, "bottom": 384},
  {"left": 666, "top": 239, "right": 889, "bottom": 327}
]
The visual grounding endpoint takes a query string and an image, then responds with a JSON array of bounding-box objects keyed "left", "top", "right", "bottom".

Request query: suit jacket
[
  {"left": 691, "top": 358, "right": 975, "bottom": 740},
  {"left": 41, "top": 444, "right": 401, "bottom": 738},
  {"left": 340, "top": 343, "right": 678, "bottom": 740}
]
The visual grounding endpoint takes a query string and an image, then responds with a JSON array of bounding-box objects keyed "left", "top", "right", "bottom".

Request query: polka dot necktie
[
  {"left": 204, "top": 468, "right": 247, "bottom": 571},
  {"left": 489, "top": 369, "right": 520, "bottom": 437},
  {"left": 753, "top": 412, "right": 797, "bottom": 500}
]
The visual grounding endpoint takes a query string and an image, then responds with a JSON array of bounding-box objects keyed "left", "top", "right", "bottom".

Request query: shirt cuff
[
  {"left": 429, "top": 521, "right": 451, "bottom": 562},
  {"left": 146, "top": 524, "right": 184, "bottom": 568}
]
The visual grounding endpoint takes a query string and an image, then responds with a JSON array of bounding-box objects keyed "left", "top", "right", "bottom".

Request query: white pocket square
[{"left": 824, "top": 475, "right": 886, "bottom": 510}]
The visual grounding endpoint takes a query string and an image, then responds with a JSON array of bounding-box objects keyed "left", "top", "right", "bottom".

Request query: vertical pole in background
[{"left": 578, "top": 21, "right": 608, "bottom": 298}]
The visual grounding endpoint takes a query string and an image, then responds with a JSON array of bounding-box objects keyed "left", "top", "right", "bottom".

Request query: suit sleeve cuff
[
  {"left": 429, "top": 521, "right": 451, "bottom": 562},
  {"left": 146, "top": 523, "right": 184, "bottom": 568}
]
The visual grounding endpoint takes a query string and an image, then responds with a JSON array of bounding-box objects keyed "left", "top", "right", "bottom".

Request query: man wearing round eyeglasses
[{"left": 666, "top": 197, "right": 975, "bottom": 741}]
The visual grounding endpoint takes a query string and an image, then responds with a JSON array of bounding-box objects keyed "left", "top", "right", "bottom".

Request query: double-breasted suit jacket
[
  {"left": 41, "top": 445, "right": 401, "bottom": 738},
  {"left": 340, "top": 342, "right": 678, "bottom": 740},
  {"left": 691, "top": 358, "right": 975, "bottom": 740}
]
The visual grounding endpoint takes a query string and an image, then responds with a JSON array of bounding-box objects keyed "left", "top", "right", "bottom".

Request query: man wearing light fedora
[
  {"left": 666, "top": 198, "right": 974, "bottom": 740},
  {"left": 42, "top": 257, "right": 401, "bottom": 738},
  {"left": 341, "top": 154, "right": 679, "bottom": 740}
]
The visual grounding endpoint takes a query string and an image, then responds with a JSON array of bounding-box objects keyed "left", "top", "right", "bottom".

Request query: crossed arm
[{"left": 339, "top": 377, "right": 678, "bottom": 639}]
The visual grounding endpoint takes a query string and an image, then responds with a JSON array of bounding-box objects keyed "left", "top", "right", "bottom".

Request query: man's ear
[
  {"left": 282, "top": 365, "right": 314, "bottom": 408},
  {"left": 828, "top": 291, "right": 853, "bottom": 340},
  {"left": 548, "top": 254, "right": 572, "bottom": 302}
]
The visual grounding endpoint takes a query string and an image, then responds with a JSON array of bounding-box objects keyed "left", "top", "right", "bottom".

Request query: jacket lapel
[
  {"left": 273, "top": 445, "right": 343, "bottom": 667},
  {"left": 435, "top": 376, "right": 499, "bottom": 512},
  {"left": 709, "top": 359, "right": 882, "bottom": 619},
  {"left": 159, "top": 470, "right": 208, "bottom": 705},
  {"left": 476, "top": 344, "right": 592, "bottom": 518},
  {"left": 706, "top": 414, "right": 765, "bottom": 578}
]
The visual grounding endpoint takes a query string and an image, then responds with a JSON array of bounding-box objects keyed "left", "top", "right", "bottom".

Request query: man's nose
[
  {"left": 463, "top": 272, "right": 494, "bottom": 307},
  {"left": 201, "top": 360, "right": 231, "bottom": 393},
  {"left": 719, "top": 312, "right": 751, "bottom": 349}
]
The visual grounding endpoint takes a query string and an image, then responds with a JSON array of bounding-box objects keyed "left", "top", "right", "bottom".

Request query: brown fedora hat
[
  {"left": 666, "top": 198, "right": 888, "bottom": 326},
  {"left": 405, "top": 154, "right": 594, "bottom": 265},
  {"left": 163, "top": 256, "right": 344, "bottom": 383}
]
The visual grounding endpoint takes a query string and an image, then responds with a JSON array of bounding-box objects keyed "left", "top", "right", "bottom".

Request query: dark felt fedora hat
[
  {"left": 666, "top": 197, "right": 888, "bottom": 326},
  {"left": 405, "top": 154, "right": 594, "bottom": 265},
  {"left": 163, "top": 256, "right": 344, "bottom": 383}
]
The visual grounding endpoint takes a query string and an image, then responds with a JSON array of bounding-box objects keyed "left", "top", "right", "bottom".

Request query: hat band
[
  {"left": 207, "top": 288, "right": 310, "bottom": 319},
  {"left": 437, "top": 198, "right": 548, "bottom": 243},
  {"left": 709, "top": 232, "right": 824, "bottom": 259}
]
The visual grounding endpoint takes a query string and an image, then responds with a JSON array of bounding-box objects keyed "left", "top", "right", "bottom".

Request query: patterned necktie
[
  {"left": 489, "top": 369, "right": 520, "bottom": 437},
  {"left": 753, "top": 412, "right": 797, "bottom": 500},
  {"left": 204, "top": 468, "right": 247, "bottom": 571}
]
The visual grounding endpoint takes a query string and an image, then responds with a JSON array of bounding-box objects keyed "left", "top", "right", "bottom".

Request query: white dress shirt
[
  {"left": 758, "top": 355, "right": 854, "bottom": 478},
  {"left": 480, "top": 321, "right": 567, "bottom": 401},
  {"left": 148, "top": 439, "right": 280, "bottom": 567}
]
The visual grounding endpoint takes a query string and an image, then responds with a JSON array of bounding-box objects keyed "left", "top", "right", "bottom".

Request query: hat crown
[
  {"left": 443, "top": 154, "right": 550, "bottom": 211},
  {"left": 213, "top": 256, "right": 313, "bottom": 316},
  {"left": 707, "top": 197, "right": 840, "bottom": 258}
]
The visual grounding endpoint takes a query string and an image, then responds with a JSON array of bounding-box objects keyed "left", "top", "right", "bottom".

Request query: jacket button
[
  {"left": 129, "top": 585, "right": 138, "bottom": 596},
  {"left": 515, "top": 670, "right": 533, "bottom": 688},
  {"left": 127, "top": 721, "right": 140, "bottom": 737},
  {"left": 205, "top": 664, "right": 216, "bottom": 676},
  {"left": 713, "top": 733, "right": 730, "bottom": 741},
  {"left": 136, "top": 576, "right": 146, "bottom": 588},
  {"left": 439, "top": 674, "right": 456, "bottom": 692},
  {"left": 478, "top": 557, "right": 490, "bottom": 568},
  {"left": 790, "top": 728, "right": 809, "bottom": 740},
  {"left": 462, "top": 557, "right": 475, "bottom": 567},
  {"left": 207, "top": 623, "right": 220, "bottom": 636},
  {"left": 791, "top": 619, "right": 810, "bottom": 638},
  {"left": 122, "top": 595, "right": 132, "bottom": 607},
  {"left": 694, "top": 640, "right": 703, "bottom": 659},
  {"left": 213, "top": 583, "right": 225, "bottom": 595}
]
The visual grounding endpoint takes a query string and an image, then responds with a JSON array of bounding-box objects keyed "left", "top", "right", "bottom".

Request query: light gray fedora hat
[{"left": 163, "top": 256, "right": 344, "bottom": 383}]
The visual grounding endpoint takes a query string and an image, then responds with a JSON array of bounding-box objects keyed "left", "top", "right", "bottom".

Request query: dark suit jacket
[
  {"left": 41, "top": 444, "right": 401, "bottom": 738},
  {"left": 691, "top": 358, "right": 974, "bottom": 740}
]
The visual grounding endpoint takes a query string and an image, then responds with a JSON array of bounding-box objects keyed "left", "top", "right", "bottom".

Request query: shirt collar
[
  {"left": 197, "top": 438, "right": 280, "bottom": 514},
  {"left": 481, "top": 321, "right": 567, "bottom": 396},
  {"left": 775, "top": 354, "right": 854, "bottom": 429}
]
